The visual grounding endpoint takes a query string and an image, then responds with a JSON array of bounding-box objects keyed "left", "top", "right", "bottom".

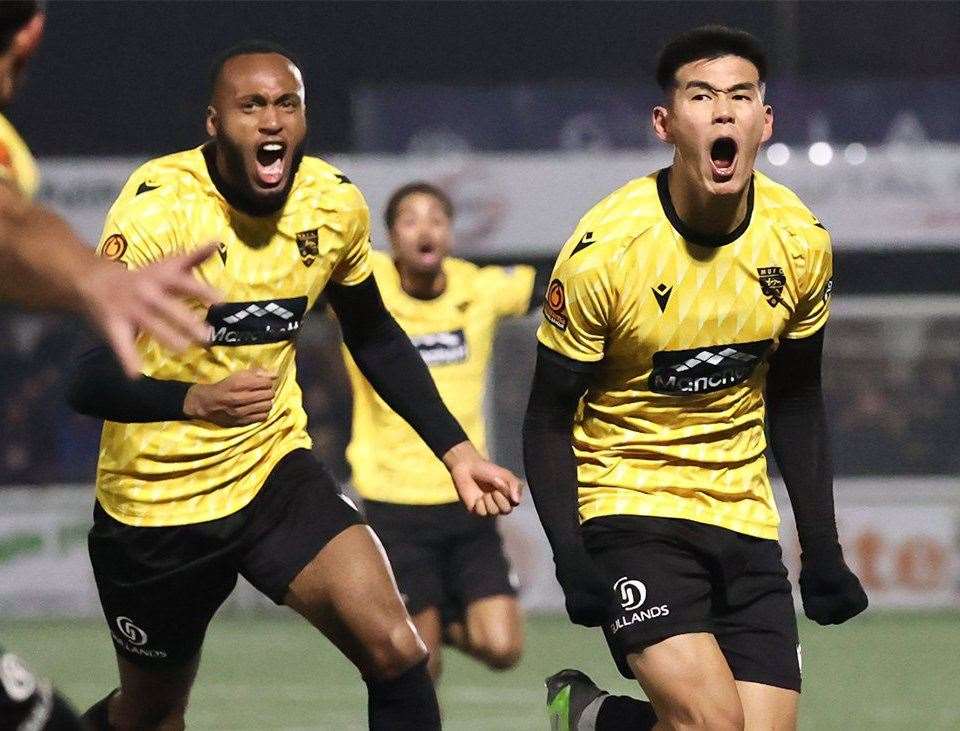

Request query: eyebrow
[{"left": 684, "top": 80, "right": 759, "bottom": 94}]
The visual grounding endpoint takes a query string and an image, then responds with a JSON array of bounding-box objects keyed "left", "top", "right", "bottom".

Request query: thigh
[
  {"left": 714, "top": 538, "right": 801, "bottom": 694},
  {"left": 442, "top": 514, "right": 518, "bottom": 623},
  {"left": 736, "top": 681, "right": 798, "bottom": 731},
  {"left": 240, "top": 449, "right": 364, "bottom": 603},
  {"left": 627, "top": 633, "right": 743, "bottom": 729},
  {"left": 87, "top": 503, "right": 238, "bottom": 669},
  {"left": 364, "top": 501, "right": 446, "bottom": 617},
  {"left": 283, "top": 524, "right": 426, "bottom": 679}
]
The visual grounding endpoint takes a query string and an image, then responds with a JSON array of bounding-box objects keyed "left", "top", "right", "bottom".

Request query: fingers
[
  {"left": 491, "top": 489, "right": 513, "bottom": 515},
  {"left": 101, "top": 318, "right": 141, "bottom": 378},
  {"left": 135, "top": 292, "right": 207, "bottom": 353},
  {"left": 162, "top": 244, "right": 222, "bottom": 305}
]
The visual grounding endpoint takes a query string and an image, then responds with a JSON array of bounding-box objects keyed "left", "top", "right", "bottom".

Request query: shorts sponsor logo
[
  {"left": 649, "top": 339, "right": 772, "bottom": 395},
  {"left": 609, "top": 576, "right": 669, "bottom": 634},
  {"left": 410, "top": 329, "right": 469, "bottom": 366},
  {"left": 111, "top": 616, "right": 168, "bottom": 659},
  {"left": 615, "top": 577, "right": 647, "bottom": 611},
  {"left": 543, "top": 279, "right": 567, "bottom": 330},
  {"left": 116, "top": 616, "right": 148, "bottom": 646},
  {"left": 0, "top": 652, "right": 37, "bottom": 702},
  {"left": 206, "top": 296, "right": 307, "bottom": 346}
]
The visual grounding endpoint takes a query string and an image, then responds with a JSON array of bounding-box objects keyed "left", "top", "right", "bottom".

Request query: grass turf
[{"left": 2, "top": 611, "right": 958, "bottom": 729}]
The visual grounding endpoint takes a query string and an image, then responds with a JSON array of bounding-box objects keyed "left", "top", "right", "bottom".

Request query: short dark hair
[
  {"left": 209, "top": 40, "right": 300, "bottom": 97},
  {"left": 0, "top": 1, "right": 43, "bottom": 54},
  {"left": 384, "top": 182, "right": 454, "bottom": 229},
  {"left": 655, "top": 25, "right": 768, "bottom": 92}
]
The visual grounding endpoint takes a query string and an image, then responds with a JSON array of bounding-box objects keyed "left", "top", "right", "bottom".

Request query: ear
[
  {"left": 12, "top": 12, "right": 45, "bottom": 61},
  {"left": 652, "top": 105, "right": 672, "bottom": 144},
  {"left": 760, "top": 104, "right": 774, "bottom": 144},
  {"left": 205, "top": 106, "right": 217, "bottom": 137}
]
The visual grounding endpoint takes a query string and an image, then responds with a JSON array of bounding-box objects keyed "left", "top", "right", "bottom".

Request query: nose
[
  {"left": 713, "top": 95, "right": 734, "bottom": 125},
  {"left": 259, "top": 106, "right": 282, "bottom": 135}
]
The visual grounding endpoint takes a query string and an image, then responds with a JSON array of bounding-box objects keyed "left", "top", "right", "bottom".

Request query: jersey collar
[{"left": 657, "top": 167, "right": 755, "bottom": 248}]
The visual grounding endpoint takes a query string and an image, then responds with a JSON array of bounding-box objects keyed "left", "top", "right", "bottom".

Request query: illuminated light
[
  {"left": 808, "top": 142, "right": 834, "bottom": 166},
  {"left": 766, "top": 143, "right": 790, "bottom": 166},
  {"left": 844, "top": 142, "right": 868, "bottom": 165}
]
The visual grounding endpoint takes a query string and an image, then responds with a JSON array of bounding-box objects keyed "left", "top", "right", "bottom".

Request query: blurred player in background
[
  {"left": 344, "top": 182, "right": 544, "bottom": 683},
  {"left": 0, "top": 3, "right": 218, "bottom": 729},
  {"left": 524, "top": 26, "right": 868, "bottom": 730},
  {"left": 67, "top": 43, "right": 520, "bottom": 731}
]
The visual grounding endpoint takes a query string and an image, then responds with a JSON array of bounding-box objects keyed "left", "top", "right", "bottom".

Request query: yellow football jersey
[
  {"left": 345, "top": 251, "right": 535, "bottom": 504},
  {"left": 537, "top": 168, "right": 832, "bottom": 540},
  {"left": 0, "top": 113, "right": 39, "bottom": 198},
  {"left": 94, "top": 146, "right": 372, "bottom": 527}
]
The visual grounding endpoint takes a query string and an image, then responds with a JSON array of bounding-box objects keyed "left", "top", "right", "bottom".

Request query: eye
[
  {"left": 734, "top": 94, "right": 752, "bottom": 101},
  {"left": 241, "top": 101, "right": 259, "bottom": 112},
  {"left": 692, "top": 93, "right": 711, "bottom": 101},
  {"left": 281, "top": 99, "right": 297, "bottom": 110}
]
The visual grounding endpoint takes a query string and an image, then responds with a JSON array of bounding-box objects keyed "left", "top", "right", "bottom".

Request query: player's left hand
[
  {"left": 442, "top": 441, "right": 522, "bottom": 516},
  {"left": 799, "top": 544, "right": 868, "bottom": 625}
]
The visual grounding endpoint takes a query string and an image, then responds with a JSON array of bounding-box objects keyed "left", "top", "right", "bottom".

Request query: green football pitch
[{"left": 3, "top": 612, "right": 958, "bottom": 730}]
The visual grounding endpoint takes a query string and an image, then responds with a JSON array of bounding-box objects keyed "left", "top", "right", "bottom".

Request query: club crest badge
[
  {"left": 296, "top": 229, "right": 319, "bottom": 267},
  {"left": 757, "top": 266, "right": 786, "bottom": 308}
]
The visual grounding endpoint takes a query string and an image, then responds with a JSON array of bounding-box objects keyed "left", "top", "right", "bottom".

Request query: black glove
[
  {"left": 554, "top": 548, "right": 611, "bottom": 627},
  {"left": 799, "top": 542, "right": 868, "bottom": 625}
]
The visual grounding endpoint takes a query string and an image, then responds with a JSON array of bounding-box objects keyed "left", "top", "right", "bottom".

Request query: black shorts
[
  {"left": 88, "top": 449, "right": 362, "bottom": 667},
  {"left": 363, "top": 500, "right": 517, "bottom": 624},
  {"left": 583, "top": 515, "right": 801, "bottom": 692}
]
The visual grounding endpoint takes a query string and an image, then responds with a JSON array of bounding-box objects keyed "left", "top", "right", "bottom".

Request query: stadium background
[{"left": 1, "top": 1, "right": 958, "bottom": 728}]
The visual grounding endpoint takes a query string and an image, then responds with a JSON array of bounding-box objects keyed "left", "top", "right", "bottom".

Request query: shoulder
[
  {"left": 295, "top": 156, "right": 368, "bottom": 214},
  {"left": 556, "top": 173, "right": 662, "bottom": 280},
  {"left": 110, "top": 148, "right": 209, "bottom": 216},
  {"left": 753, "top": 171, "right": 831, "bottom": 252}
]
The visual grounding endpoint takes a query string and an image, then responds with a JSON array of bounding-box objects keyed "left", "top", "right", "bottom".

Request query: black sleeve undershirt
[
  {"left": 66, "top": 345, "right": 191, "bottom": 422},
  {"left": 326, "top": 274, "right": 467, "bottom": 459},
  {"left": 766, "top": 327, "right": 840, "bottom": 555},
  {"left": 522, "top": 344, "right": 596, "bottom": 557}
]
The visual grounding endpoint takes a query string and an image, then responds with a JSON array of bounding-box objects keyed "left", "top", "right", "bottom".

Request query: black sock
[
  {"left": 80, "top": 689, "right": 118, "bottom": 730},
  {"left": 365, "top": 660, "right": 440, "bottom": 731},
  {"left": 596, "top": 694, "right": 658, "bottom": 731}
]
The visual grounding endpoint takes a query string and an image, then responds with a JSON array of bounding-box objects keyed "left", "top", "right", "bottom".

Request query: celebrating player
[
  {"left": 344, "top": 182, "right": 541, "bottom": 683},
  {"left": 67, "top": 43, "right": 520, "bottom": 730},
  {"left": 523, "top": 26, "right": 868, "bottom": 730},
  {"left": 1, "top": 4, "right": 218, "bottom": 729}
]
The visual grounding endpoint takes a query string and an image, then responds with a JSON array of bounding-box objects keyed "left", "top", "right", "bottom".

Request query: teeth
[{"left": 262, "top": 143, "right": 283, "bottom": 152}]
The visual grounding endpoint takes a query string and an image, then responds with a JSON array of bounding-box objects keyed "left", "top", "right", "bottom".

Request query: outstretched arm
[
  {"left": 327, "top": 274, "right": 520, "bottom": 515},
  {"left": 766, "top": 328, "right": 868, "bottom": 624}
]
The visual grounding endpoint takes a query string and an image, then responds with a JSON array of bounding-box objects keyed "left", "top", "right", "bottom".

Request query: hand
[
  {"left": 183, "top": 369, "right": 278, "bottom": 427},
  {"left": 799, "top": 544, "right": 868, "bottom": 625},
  {"left": 555, "top": 548, "right": 611, "bottom": 627},
  {"left": 79, "top": 245, "right": 221, "bottom": 377},
  {"left": 442, "top": 441, "right": 522, "bottom": 516}
]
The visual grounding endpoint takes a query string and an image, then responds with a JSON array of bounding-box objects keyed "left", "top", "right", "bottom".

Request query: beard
[{"left": 214, "top": 131, "right": 306, "bottom": 216}]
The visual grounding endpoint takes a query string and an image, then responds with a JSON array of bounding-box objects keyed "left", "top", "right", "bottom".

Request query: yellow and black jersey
[
  {"left": 345, "top": 251, "right": 535, "bottom": 504},
  {"left": 94, "top": 146, "right": 372, "bottom": 527},
  {"left": 0, "top": 113, "right": 38, "bottom": 198},
  {"left": 538, "top": 168, "right": 832, "bottom": 540}
]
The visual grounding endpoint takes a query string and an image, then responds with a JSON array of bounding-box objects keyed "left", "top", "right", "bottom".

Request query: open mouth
[
  {"left": 709, "top": 137, "right": 738, "bottom": 180},
  {"left": 255, "top": 141, "right": 286, "bottom": 187}
]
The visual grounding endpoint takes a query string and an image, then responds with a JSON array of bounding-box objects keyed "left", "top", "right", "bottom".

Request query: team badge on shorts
[
  {"left": 543, "top": 279, "right": 568, "bottom": 330},
  {"left": 757, "top": 266, "right": 786, "bottom": 308}
]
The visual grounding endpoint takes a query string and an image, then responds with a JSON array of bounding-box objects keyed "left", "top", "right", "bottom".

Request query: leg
[
  {"left": 282, "top": 525, "right": 439, "bottom": 730},
  {"left": 736, "top": 682, "right": 798, "bottom": 731},
  {"left": 411, "top": 607, "right": 444, "bottom": 682},
  {"left": 454, "top": 594, "right": 523, "bottom": 671},
  {"left": 627, "top": 633, "right": 744, "bottom": 731},
  {"left": 85, "top": 654, "right": 200, "bottom": 731}
]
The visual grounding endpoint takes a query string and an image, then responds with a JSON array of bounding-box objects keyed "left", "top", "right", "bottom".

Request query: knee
[
  {"left": 659, "top": 696, "right": 744, "bottom": 731},
  {"left": 365, "top": 620, "right": 429, "bottom": 680},
  {"left": 472, "top": 631, "right": 523, "bottom": 671}
]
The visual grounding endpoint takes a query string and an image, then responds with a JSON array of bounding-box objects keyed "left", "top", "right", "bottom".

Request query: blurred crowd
[{"left": 1, "top": 307, "right": 957, "bottom": 487}]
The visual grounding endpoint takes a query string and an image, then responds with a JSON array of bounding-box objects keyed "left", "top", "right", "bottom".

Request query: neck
[
  {"left": 668, "top": 163, "right": 750, "bottom": 237},
  {"left": 395, "top": 261, "right": 446, "bottom": 300}
]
